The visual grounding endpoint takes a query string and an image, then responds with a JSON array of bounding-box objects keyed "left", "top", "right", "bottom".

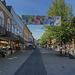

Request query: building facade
[
  {"left": 24, "top": 25, "right": 29, "bottom": 42},
  {"left": 0, "top": 0, "right": 25, "bottom": 57},
  {"left": 0, "top": 0, "right": 35, "bottom": 57},
  {"left": 6, "top": 6, "right": 24, "bottom": 50},
  {"left": 24, "top": 25, "right": 35, "bottom": 44},
  {"left": 0, "top": 0, "right": 13, "bottom": 56}
]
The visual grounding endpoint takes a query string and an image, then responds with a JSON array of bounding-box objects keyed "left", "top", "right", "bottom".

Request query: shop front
[
  {"left": 18, "top": 36, "right": 24, "bottom": 50},
  {"left": 0, "top": 25, "right": 7, "bottom": 57},
  {"left": 0, "top": 27, "right": 25, "bottom": 57},
  {"left": 0, "top": 41, "right": 11, "bottom": 57},
  {"left": 0, "top": 30, "right": 19, "bottom": 57}
]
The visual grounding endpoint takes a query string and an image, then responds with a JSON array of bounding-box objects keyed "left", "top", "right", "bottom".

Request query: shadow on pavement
[{"left": 56, "top": 53, "right": 69, "bottom": 57}]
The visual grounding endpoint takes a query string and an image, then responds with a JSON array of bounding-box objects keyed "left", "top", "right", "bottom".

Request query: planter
[
  {"left": 69, "top": 50, "right": 75, "bottom": 59},
  {"left": 69, "top": 54, "right": 75, "bottom": 59}
]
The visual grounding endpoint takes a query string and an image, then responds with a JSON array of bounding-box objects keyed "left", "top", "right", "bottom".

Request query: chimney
[{"left": 2, "top": 0, "right": 6, "bottom": 6}]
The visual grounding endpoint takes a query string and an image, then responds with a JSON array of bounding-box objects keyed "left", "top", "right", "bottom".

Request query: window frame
[
  {"left": 7, "top": 23, "right": 10, "bottom": 31},
  {"left": 0, "top": 17, "right": 3, "bottom": 26}
]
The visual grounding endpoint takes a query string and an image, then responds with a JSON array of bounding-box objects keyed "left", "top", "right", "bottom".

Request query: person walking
[
  {"left": 60, "top": 46, "right": 62, "bottom": 55},
  {"left": 65, "top": 46, "right": 68, "bottom": 55}
]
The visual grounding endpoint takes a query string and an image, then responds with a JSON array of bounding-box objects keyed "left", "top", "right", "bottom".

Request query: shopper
[{"left": 60, "top": 46, "right": 62, "bottom": 54}]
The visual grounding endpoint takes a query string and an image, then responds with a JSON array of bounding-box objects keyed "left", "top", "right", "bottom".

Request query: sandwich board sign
[{"left": 22, "top": 15, "right": 61, "bottom": 26}]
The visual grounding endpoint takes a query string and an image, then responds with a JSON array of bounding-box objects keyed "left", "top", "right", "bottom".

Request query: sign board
[{"left": 22, "top": 15, "right": 61, "bottom": 26}]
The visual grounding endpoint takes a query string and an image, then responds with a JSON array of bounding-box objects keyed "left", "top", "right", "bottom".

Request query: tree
[
  {"left": 42, "top": 0, "right": 73, "bottom": 46},
  {"left": 40, "top": 33, "right": 47, "bottom": 45},
  {"left": 66, "top": 17, "right": 75, "bottom": 40}
]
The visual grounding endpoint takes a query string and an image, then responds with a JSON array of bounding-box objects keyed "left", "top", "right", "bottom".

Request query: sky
[
  {"left": 27, "top": 25, "right": 45, "bottom": 40},
  {"left": 5, "top": 0, "right": 75, "bottom": 40}
]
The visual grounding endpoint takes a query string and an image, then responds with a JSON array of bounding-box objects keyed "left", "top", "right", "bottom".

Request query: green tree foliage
[
  {"left": 66, "top": 17, "right": 75, "bottom": 40},
  {"left": 40, "top": 33, "right": 47, "bottom": 45},
  {"left": 41, "top": 0, "right": 74, "bottom": 45}
]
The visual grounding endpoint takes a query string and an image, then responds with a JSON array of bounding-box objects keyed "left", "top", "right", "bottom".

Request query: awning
[{"left": 26, "top": 43, "right": 33, "bottom": 45}]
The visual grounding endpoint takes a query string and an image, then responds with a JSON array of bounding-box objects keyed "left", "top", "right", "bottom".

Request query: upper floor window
[
  {"left": 7, "top": 19, "right": 10, "bottom": 31},
  {"left": 7, "top": 24, "right": 10, "bottom": 31},
  {"left": 12, "top": 25, "right": 15, "bottom": 33},
  {"left": 0, "top": 18, "right": 2, "bottom": 26},
  {"left": 17, "top": 29, "right": 18, "bottom": 33},
  {"left": 15, "top": 27, "right": 17, "bottom": 32},
  {"left": 19, "top": 31, "right": 21, "bottom": 35},
  {"left": 18, "top": 30, "right": 19, "bottom": 34},
  {"left": 0, "top": 11, "right": 4, "bottom": 27},
  {"left": 12, "top": 25, "right": 13, "bottom": 29}
]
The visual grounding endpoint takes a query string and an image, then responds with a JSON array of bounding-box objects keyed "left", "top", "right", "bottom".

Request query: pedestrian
[
  {"left": 60, "top": 46, "right": 62, "bottom": 54},
  {"left": 47, "top": 45, "right": 48, "bottom": 49},
  {"left": 65, "top": 46, "right": 67, "bottom": 55}
]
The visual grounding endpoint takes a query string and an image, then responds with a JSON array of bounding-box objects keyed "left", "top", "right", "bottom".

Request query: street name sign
[{"left": 22, "top": 15, "right": 61, "bottom": 26}]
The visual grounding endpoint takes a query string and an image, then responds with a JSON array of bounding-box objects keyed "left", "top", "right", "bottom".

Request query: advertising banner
[{"left": 22, "top": 15, "right": 61, "bottom": 26}]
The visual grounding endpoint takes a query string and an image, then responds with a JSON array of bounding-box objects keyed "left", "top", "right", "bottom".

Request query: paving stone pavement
[
  {"left": 1, "top": 48, "right": 75, "bottom": 75},
  {"left": 14, "top": 49, "right": 47, "bottom": 75},
  {"left": 40, "top": 48, "right": 75, "bottom": 75},
  {"left": 0, "top": 50, "right": 34, "bottom": 75}
]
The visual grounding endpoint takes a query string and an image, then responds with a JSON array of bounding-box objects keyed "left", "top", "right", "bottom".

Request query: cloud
[
  {"left": 32, "top": 31, "right": 44, "bottom": 40},
  {"left": 35, "top": 29, "right": 44, "bottom": 32}
]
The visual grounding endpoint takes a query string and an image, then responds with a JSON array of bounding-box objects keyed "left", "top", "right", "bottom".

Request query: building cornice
[
  {"left": 0, "top": 1, "right": 12, "bottom": 19},
  {"left": 24, "top": 25, "right": 32, "bottom": 34},
  {"left": 11, "top": 8, "right": 23, "bottom": 26}
]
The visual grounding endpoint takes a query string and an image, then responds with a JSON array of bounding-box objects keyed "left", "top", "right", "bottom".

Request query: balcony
[
  {"left": 0, "top": 27, "right": 24, "bottom": 43},
  {"left": 5, "top": 31, "right": 19, "bottom": 41},
  {"left": 0, "top": 26, "right": 6, "bottom": 35}
]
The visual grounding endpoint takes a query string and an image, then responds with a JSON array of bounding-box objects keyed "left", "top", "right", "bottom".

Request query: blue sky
[
  {"left": 5, "top": 0, "right": 75, "bottom": 40},
  {"left": 27, "top": 25, "right": 45, "bottom": 40}
]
